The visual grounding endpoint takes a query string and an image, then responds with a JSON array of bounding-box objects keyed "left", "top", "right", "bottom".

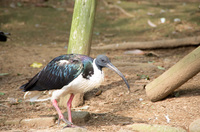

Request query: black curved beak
[{"left": 106, "top": 62, "right": 130, "bottom": 91}]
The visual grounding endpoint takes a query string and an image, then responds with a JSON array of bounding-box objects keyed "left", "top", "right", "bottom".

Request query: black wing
[{"left": 20, "top": 54, "right": 84, "bottom": 91}]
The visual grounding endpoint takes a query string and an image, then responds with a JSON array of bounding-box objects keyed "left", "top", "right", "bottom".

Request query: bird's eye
[{"left": 101, "top": 59, "right": 105, "bottom": 62}]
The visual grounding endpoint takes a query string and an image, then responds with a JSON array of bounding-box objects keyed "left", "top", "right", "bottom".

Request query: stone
[
  {"left": 59, "top": 94, "right": 84, "bottom": 108},
  {"left": 20, "top": 117, "right": 56, "bottom": 127},
  {"left": 63, "top": 111, "right": 90, "bottom": 124},
  {"left": 119, "top": 129, "right": 133, "bottom": 132},
  {"left": 61, "top": 127, "right": 88, "bottom": 132},
  {"left": 72, "top": 93, "right": 84, "bottom": 107},
  {"left": 5, "top": 119, "right": 22, "bottom": 125},
  {"left": 0, "top": 117, "right": 6, "bottom": 124},
  {"left": 127, "top": 123, "right": 186, "bottom": 132},
  {"left": 189, "top": 118, "right": 200, "bottom": 132}
]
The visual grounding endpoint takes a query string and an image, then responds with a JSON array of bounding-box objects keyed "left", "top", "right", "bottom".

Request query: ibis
[{"left": 20, "top": 54, "right": 130, "bottom": 127}]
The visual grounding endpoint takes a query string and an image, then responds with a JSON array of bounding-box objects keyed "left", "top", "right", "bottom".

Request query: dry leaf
[{"left": 30, "top": 62, "right": 43, "bottom": 68}]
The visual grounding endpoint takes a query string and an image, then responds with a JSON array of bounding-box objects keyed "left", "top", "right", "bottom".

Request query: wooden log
[
  {"left": 92, "top": 36, "right": 200, "bottom": 50},
  {"left": 145, "top": 46, "right": 200, "bottom": 102}
]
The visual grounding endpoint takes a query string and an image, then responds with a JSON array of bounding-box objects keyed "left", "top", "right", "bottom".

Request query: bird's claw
[
  {"left": 63, "top": 124, "right": 85, "bottom": 129},
  {"left": 57, "top": 118, "right": 73, "bottom": 126},
  {"left": 63, "top": 124, "right": 75, "bottom": 128}
]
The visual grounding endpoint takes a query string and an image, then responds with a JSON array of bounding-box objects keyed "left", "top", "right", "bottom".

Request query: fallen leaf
[
  {"left": 148, "top": 61, "right": 155, "bottom": 64},
  {"left": 147, "top": 20, "right": 157, "bottom": 27},
  {"left": 175, "top": 92, "right": 180, "bottom": 97},
  {"left": 157, "top": 66, "right": 165, "bottom": 70},
  {"left": 30, "top": 62, "right": 43, "bottom": 68},
  {"left": 7, "top": 97, "right": 19, "bottom": 105},
  {"left": 17, "top": 73, "right": 22, "bottom": 76},
  {"left": 145, "top": 52, "right": 159, "bottom": 57},
  {"left": 95, "top": 90, "right": 102, "bottom": 96},
  {"left": 0, "top": 73, "right": 9, "bottom": 76},
  {"left": 147, "top": 12, "right": 155, "bottom": 16},
  {"left": 124, "top": 49, "right": 145, "bottom": 55},
  {"left": 137, "top": 74, "right": 150, "bottom": 80},
  {"left": 0, "top": 92, "right": 5, "bottom": 95}
]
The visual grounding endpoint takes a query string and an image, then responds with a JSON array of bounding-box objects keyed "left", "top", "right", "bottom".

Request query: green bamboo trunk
[{"left": 67, "top": 0, "right": 97, "bottom": 55}]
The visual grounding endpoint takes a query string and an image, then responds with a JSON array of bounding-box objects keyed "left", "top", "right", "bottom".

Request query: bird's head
[{"left": 95, "top": 55, "right": 130, "bottom": 91}]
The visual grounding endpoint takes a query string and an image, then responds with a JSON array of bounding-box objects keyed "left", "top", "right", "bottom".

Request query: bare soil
[{"left": 0, "top": 45, "right": 200, "bottom": 131}]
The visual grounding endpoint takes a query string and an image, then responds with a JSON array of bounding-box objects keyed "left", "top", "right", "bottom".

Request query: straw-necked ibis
[{"left": 20, "top": 54, "right": 130, "bottom": 127}]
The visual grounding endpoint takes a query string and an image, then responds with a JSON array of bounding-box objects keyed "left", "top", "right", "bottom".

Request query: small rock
[
  {"left": 20, "top": 117, "right": 56, "bottom": 127},
  {"left": 72, "top": 93, "right": 84, "bottom": 107},
  {"left": 119, "top": 129, "right": 132, "bottom": 132},
  {"left": 61, "top": 127, "right": 88, "bottom": 132},
  {"left": 0, "top": 117, "right": 6, "bottom": 124},
  {"left": 189, "top": 118, "right": 200, "bottom": 132},
  {"left": 59, "top": 94, "right": 84, "bottom": 108},
  {"left": 127, "top": 123, "right": 186, "bottom": 132},
  {"left": 5, "top": 119, "right": 22, "bottom": 125},
  {"left": 63, "top": 111, "right": 90, "bottom": 124}
]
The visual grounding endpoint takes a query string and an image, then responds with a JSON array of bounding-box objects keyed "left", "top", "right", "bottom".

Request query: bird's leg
[
  {"left": 67, "top": 93, "right": 74, "bottom": 123},
  {"left": 62, "top": 93, "right": 76, "bottom": 128},
  {"left": 51, "top": 99, "right": 73, "bottom": 126}
]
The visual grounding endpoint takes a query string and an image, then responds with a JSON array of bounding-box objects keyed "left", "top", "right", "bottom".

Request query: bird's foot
[
  {"left": 58, "top": 118, "right": 73, "bottom": 126},
  {"left": 63, "top": 124, "right": 76, "bottom": 128},
  {"left": 63, "top": 124, "right": 85, "bottom": 129}
]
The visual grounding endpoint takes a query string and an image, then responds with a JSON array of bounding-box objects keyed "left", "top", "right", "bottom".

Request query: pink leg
[
  {"left": 67, "top": 93, "right": 74, "bottom": 123},
  {"left": 51, "top": 99, "right": 73, "bottom": 126}
]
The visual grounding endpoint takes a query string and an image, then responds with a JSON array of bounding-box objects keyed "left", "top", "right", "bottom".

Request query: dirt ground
[
  {"left": 1, "top": 44, "right": 200, "bottom": 132},
  {"left": 0, "top": 0, "right": 200, "bottom": 132}
]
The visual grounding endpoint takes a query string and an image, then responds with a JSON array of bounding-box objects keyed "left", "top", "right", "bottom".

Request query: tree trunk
[
  {"left": 145, "top": 46, "right": 200, "bottom": 102},
  {"left": 59, "top": 0, "right": 97, "bottom": 108},
  {"left": 67, "top": 0, "right": 97, "bottom": 55}
]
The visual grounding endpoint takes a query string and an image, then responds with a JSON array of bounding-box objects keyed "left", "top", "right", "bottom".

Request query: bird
[
  {"left": 20, "top": 54, "right": 130, "bottom": 127},
  {"left": 0, "top": 31, "right": 10, "bottom": 42}
]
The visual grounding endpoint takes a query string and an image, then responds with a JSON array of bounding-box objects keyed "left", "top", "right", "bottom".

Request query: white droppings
[
  {"left": 139, "top": 98, "right": 143, "bottom": 101},
  {"left": 164, "top": 114, "right": 171, "bottom": 123}
]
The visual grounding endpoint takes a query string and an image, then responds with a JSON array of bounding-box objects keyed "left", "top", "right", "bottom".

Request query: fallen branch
[
  {"left": 102, "top": 0, "right": 134, "bottom": 17},
  {"left": 0, "top": 104, "right": 9, "bottom": 108},
  {"left": 92, "top": 36, "right": 200, "bottom": 50}
]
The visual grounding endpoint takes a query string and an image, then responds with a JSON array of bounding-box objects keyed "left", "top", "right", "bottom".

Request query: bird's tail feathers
[
  {"left": 20, "top": 84, "right": 27, "bottom": 92},
  {"left": 24, "top": 91, "right": 52, "bottom": 102}
]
